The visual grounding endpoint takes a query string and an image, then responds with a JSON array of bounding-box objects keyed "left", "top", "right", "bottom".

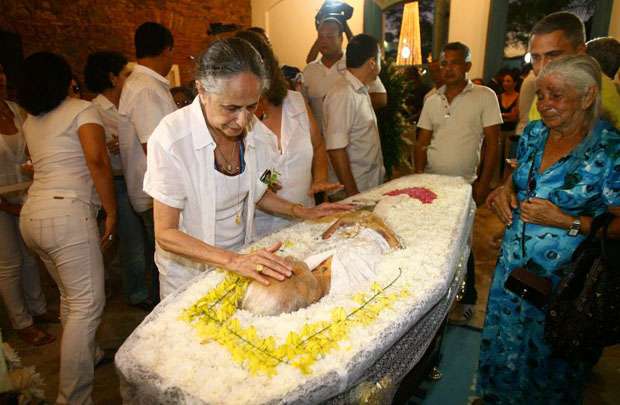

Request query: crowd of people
[{"left": 0, "top": 7, "right": 618, "bottom": 405}]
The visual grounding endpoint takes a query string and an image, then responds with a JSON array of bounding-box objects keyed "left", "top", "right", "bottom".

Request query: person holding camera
[{"left": 303, "top": 3, "right": 387, "bottom": 135}]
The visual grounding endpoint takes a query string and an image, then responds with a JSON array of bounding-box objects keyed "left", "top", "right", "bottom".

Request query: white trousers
[
  {"left": 20, "top": 198, "right": 105, "bottom": 405},
  {"left": 0, "top": 210, "right": 46, "bottom": 329}
]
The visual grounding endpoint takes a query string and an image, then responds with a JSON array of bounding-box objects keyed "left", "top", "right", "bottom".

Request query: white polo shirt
[
  {"left": 417, "top": 81, "right": 503, "bottom": 183},
  {"left": 323, "top": 71, "right": 385, "bottom": 193},
  {"left": 118, "top": 64, "right": 177, "bottom": 212},
  {"left": 91, "top": 94, "right": 123, "bottom": 175},
  {"left": 143, "top": 97, "right": 273, "bottom": 292},
  {"left": 303, "top": 54, "right": 386, "bottom": 132}
]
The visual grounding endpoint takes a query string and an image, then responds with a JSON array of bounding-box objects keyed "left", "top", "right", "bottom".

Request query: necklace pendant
[
  {"left": 235, "top": 213, "right": 241, "bottom": 225},
  {"left": 227, "top": 164, "right": 232, "bottom": 172}
]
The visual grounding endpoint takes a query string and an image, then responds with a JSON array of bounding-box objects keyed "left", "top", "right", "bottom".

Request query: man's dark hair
[
  {"left": 531, "top": 12, "right": 585, "bottom": 49},
  {"left": 84, "top": 51, "right": 128, "bottom": 93},
  {"left": 17, "top": 52, "right": 71, "bottom": 116},
  {"left": 135, "top": 22, "right": 174, "bottom": 59},
  {"left": 586, "top": 37, "right": 620, "bottom": 79},
  {"left": 247, "top": 26, "right": 269, "bottom": 40},
  {"left": 235, "top": 30, "right": 288, "bottom": 106},
  {"left": 442, "top": 42, "right": 472, "bottom": 62},
  {"left": 346, "top": 34, "right": 379, "bottom": 69}
]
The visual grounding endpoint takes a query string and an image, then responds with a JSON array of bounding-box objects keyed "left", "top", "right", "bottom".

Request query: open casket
[{"left": 115, "top": 174, "right": 475, "bottom": 404}]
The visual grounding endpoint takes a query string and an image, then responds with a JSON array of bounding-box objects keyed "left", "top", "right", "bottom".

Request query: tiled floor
[{"left": 1, "top": 206, "right": 618, "bottom": 404}]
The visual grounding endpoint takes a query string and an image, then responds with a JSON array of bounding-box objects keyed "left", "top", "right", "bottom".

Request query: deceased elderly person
[{"left": 242, "top": 210, "right": 402, "bottom": 316}]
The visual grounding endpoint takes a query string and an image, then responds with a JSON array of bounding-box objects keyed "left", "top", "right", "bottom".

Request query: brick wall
[{"left": 0, "top": 0, "right": 251, "bottom": 94}]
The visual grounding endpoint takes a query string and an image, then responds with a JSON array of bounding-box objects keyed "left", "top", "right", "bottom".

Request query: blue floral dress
[{"left": 476, "top": 119, "right": 620, "bottom": 404}]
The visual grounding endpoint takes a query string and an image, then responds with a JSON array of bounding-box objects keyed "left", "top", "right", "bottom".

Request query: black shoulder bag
[{"left": 544, "top": 212, "right": 620, "bottom": 362}]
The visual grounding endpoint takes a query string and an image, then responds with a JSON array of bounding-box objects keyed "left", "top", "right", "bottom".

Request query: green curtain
[{"left": 364, "top": 0, "right": 383, "bottom": 39}]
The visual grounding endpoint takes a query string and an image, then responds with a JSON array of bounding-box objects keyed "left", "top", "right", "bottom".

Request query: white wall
[
  {"left": 610, "top": 0, "right": 620, "bottom": 39},
  {"left": 447, "top": 0, "right": 491, "bottom": 79},
  {"left": 251, "top": 0, "right": 365, "bottom": 69}
]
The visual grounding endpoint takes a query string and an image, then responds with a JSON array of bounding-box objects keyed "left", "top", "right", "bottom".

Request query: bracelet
[{"left": 290, "top": 203, "right": 304, "bottom": 218}]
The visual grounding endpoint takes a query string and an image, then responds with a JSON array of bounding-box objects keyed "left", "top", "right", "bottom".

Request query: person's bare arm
[
  {"left": 257, "top": 189, "right": 352, "bottom": 219},
  {"left": 0, "top": 198, "right": 21, "bottom": 216},
  {"left": 486, "top": 164, "right": 517, "bottom": 225},
  {"left": 473, "top": 124, "right": 500, "bottom": 205},
  {"left": 520, "top": 203, "right": 620, "bottom": 239},
  {"left": 414, "top": 128, "right": 432, "bottom": 173},
  {"left": 504, "top": 103, "right": 519, "bottom": 123},
  {"left": 343, "top": 21, "right": 353, "bottom": 40},
  {"left": 78, "top": 123, "right": 117, "bottom": 249},
  {"left": 327, "top": 148, "right": 359, "bottom": 197},
  {"left": 153, "top": 199, "right": 292, "bottom": 285},
  {"left": 370, "top": 93, "right": 387, "bottom": 111},
  {"left": 305, "top": 102, "right": 342, "bottom": 195}
]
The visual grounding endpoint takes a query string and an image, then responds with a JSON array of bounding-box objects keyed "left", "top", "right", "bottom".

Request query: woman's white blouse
[
  {"left": 23, "top": 98, "right": 103, "bottom": 205},
  {"left": 0, "top": 100, "right": 27, "bottom": 188},
  {"left": 91, "top": 94, "right": 123, "bottom": 174},
  {"left": 144, "top": 97, "right": 273, "bottom": 283},
  {"left": 254, "top": 90, "right": 315, "bottom": 238}
]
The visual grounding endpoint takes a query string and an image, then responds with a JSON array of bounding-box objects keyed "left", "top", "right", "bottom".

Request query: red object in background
[{"left": 384, "top": 187, "right": 437, "bottom": 203}]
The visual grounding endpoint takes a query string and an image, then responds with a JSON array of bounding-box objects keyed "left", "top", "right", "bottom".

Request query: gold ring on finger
[{"left": 256, "top": 264, "right": 264, "bottom": 273}]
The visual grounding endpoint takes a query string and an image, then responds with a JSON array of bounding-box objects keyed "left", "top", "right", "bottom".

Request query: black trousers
[{"left": 461, "top": 252, "right": 477, "bottom": 305}]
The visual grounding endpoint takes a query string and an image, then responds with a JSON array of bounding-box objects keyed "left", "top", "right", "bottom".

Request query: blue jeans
[{"left": 114, "top": 177, "right": 149, "bottom": 305}]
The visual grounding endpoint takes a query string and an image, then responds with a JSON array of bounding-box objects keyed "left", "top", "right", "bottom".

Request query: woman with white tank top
[
  {"left": 0, "top": 63, "right": 54, "bottom": 347},
  {"left": 17, "top": 52, "right": 117, "bottom": 405},
  {"left": 235, "top": 31, "right": 342, "bottom": 238}
]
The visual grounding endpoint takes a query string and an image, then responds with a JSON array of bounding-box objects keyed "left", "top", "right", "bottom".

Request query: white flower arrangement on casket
[
  {"left": 122, "top": 174, "right": 474, "bottom": 404},
  {"left": 179, "top": 178, "right": 453, "bottom": 376}
]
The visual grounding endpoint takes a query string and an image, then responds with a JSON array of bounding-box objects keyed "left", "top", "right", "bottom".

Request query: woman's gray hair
[
  {"left": 536, "top": 54, "right": 603, "bottom": 128},
  {"left": 196, "top": 37, "right": 269, "bottom": 93}
]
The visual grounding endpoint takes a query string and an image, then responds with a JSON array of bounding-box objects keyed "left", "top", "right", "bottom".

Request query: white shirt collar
[
  {"left": 343, "top": 70, "right": 367, "bottom": 93},
  {"left": 320, "top": 54, "right": 347, "bottom": 74},
  {"left": 132, "top": 64, "right": 170, "bottom": 86},
  {"left": 437, "top": 80, "right": 474, "bottom": 96},
  {"left": 92, "top": 94, "right": 116, "bottom": 111}
]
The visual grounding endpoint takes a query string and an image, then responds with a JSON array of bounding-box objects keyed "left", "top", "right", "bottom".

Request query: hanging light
[
  {"left": 401, "top": 45, "right": 411, "bottom": 59},
  {"left": 396, "top": 1, "right": 422, "bottom": 65}
]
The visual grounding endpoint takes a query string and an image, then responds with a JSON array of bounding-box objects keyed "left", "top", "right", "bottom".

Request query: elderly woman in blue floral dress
[{"left": 477, "top": 54, "right": 620, "bottom": 404}]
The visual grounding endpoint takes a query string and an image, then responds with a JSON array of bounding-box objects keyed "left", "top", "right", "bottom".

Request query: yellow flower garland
[{"left": 181, "top": 269, "right": 408, "bottom": 376}]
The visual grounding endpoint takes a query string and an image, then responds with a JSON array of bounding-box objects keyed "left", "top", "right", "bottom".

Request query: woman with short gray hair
[
  {"left": 143, "top": 38, "right": 351, "bottom": 298},
  {"left": 535, "top": 53, "right": 602, "bottom": 128},
  {"left": 479, "top": 54, "right": 620, "bottom": 402}
]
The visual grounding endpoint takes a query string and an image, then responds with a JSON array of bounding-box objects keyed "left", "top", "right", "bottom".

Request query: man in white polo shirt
[
  {"left": 416, "top": 42, "right": 501, "bottom": 204},
  {"left": 118, "top": 22, "right": 177, "bottom": 305},
  {"left": 303, "top": 18, "right": 387, "bottom": 134},
  {"left": 415, "top": 41, "right": 502, "bottom": 324},
  {"left": 323, "top": 34, "right": 385, "bottom": 198}
]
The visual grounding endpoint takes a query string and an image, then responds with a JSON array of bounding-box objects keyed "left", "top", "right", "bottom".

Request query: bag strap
[
  {"left": 570, "top": 213, "right": 614, "bottom": 261},
  {"left": 597, "top": 212, "right": 615, "bottom": 266}
]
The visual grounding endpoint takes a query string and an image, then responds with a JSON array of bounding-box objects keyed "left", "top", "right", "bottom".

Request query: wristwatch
[{"left": 567, "top": 217, "right": 581, "bottom": 237}]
